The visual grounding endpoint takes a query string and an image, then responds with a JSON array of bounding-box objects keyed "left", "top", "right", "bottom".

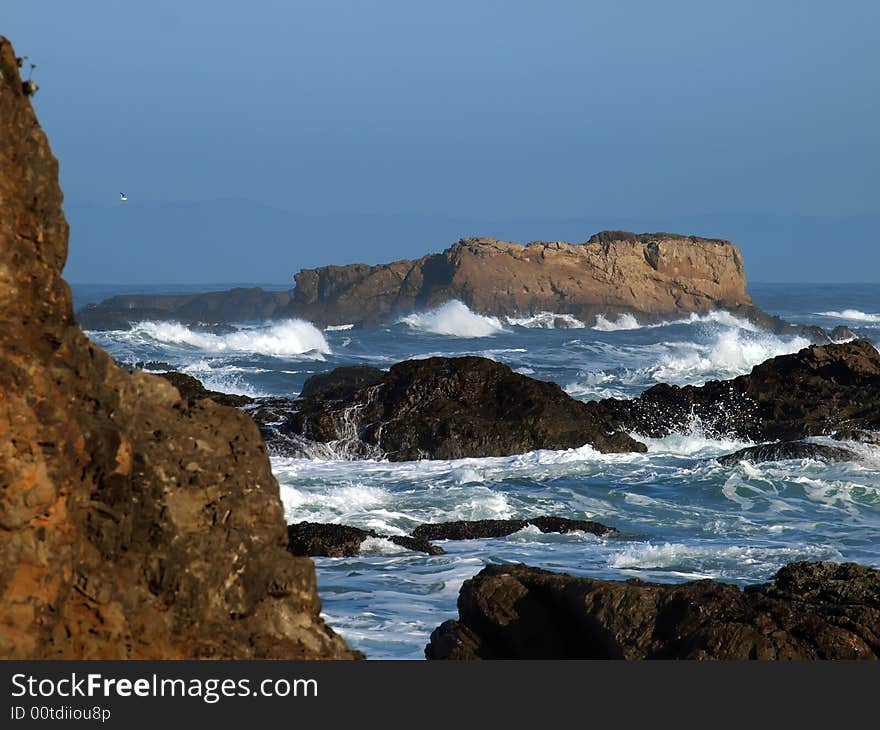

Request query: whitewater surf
[{"left": 77, "top": 282, "right": 880, "bottom": 658}]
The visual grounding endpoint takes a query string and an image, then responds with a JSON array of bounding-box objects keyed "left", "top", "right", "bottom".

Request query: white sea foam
[
  {"left": 358, "top": 537, "right": 411, "bottom": 556},
  {"left": 566, "top": 328, "right": 810, "bottom": 398},
  {"left": 179, "top": 361, "right": 269, "bottom": 397},
  {"left": 609, "top": 541, "right": 842, "bottom": 575},
  {"left": 593, "top": 313, "right": 641, "bottom": 331},
  {"left": 639, "top": 428, "right": 753, "bottom": 457},
  {"left": 648, "top": 329, "right": 809, "bottom": 383},
  {"left": 325, "top": 323, "right": 355, "bottom": 331},
  {"left": 280, "top": 483, "right": 392, "bottom": 523},
  {"left": 131, "top": 319, "right": 331, "bottom": 358},
  {"left": 817, "top": 309, "right": 880, "bottom": 323},
  {"left": 592, "top": 310, "right": 759, "bottom": 333},
  {"left": 399, "top": 300, "right": 507, "bottom": 337},
  {"left": 506, "top": 312, "right": 586, "bottom": 329}
]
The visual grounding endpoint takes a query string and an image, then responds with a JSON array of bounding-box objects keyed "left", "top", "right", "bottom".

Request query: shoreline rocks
[
  {"left": 591, "top": 339, "right": 880, "bottom": 444},
  {"left": 0, "top": 36, "right": 357, "bottom": 660},
  {"left": 426, "top": 561, "right": 880, "bottom": 659},
  {"left": 265, "top": 356, "right": 647, "bottom": 460},
  {"left": 287, "top": 516, "right": 617, "bottom": 557},
  {"left": 412, "top": 517, "right": 616, "bottom": 541},
  {"left": 287, "top": 522, "right": 444, "bottom": 557},
  {"left": 716, "top": 441, "right": 855, "bottom": 465}
]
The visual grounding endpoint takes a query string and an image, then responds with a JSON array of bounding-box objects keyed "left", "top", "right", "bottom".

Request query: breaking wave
[
  {"left": 506, "top": 312, "right": 586, "bottom": 329},
  {"left": 593, "top": 313, "right": 641, "bottom": 331},
  {"left": 592, "top": 310, "right": 759, "bottom": 332},
  {"left": 648, "top": 329, "right": 810, "bottom": 383},
  {"left": 818, "top": 309, "right": 880, "bottom": 323},
  {"left": 130, "top": 319, "right": 331, "bottom": 358},
  {"left": 399, "top": 300, "right": 507, "bottom": 337}
]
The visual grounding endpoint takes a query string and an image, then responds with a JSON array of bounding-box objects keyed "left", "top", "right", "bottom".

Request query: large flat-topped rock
[
  {"left": 288, "top": 232, "right": 749, "bottom": 327},
  {"left": 76, "top": 230, "right": 753, "bottom": 331}
]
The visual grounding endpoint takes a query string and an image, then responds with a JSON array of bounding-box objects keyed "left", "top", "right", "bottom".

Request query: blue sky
[{"left": 4, "top": 1, "right": 879, "bottom": 283}]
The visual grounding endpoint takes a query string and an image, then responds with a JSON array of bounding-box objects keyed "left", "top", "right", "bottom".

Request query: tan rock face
[
  {"left": 290, "top": 232, "right": 749, "bottom": 327},
  {"left": 0, "top": 36, "right": 356, "bottom": 659}
]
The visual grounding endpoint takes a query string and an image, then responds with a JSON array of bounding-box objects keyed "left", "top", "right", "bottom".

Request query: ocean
[{"left": 74, "top": 282, "right": 880, "bottom": 659}]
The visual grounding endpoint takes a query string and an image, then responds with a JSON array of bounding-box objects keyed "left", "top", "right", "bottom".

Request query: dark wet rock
[
  {"left": 299, "top": 365, "right": 385, "bottom": 401},
  {"left": 832, "top": 429, "right": 880, "bottom": 446},
  {"left": 156, "top": 371, "right": 254, "bottom": 407},
  {"left": 0, "top": 35, "right": 356, "bottom": 660},
  {"left": 134, "top": 360, "right": 176, "bottom": 371},
  {"left": 288, "top": 356, "right": 646, "bottom": 459},
  {"left": 425, "top": 561, "right": 880, "bottom": 660},
  {"left": 75, "top": 287, "right": 293, "bottom": 330},
  {"left": 387, "top": 535, "right": 446, "bottom": 556},
  {"left": 287, "top": 522, "right": 444, "bottom": 556},
  {"left": 287, "top": 522, "right": 374, "bottom": 558},
  {"left": 717, "top": 441, "right": 856, "bottom": 465},
  {"left": 412, "top": 517, "right": 616, "bottom": 541},
  {"left": 592, "top": 340, "right": 880, "bottom": 442}
]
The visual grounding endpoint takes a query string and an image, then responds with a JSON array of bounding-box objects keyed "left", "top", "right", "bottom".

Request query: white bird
[{"left": 119, "top": 192, "right": 128, "bottom": 202}]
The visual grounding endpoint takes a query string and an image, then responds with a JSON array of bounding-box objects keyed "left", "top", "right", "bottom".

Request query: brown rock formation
[
  {"left": 257, "top": 357, "right": 647, "bottom": 460},
  {"left": 0, "top": 36, "right": 356, "bottom": 659},
  {"left": 426, "top": 562, "right": 880, "bottom": 659},
  {"left": 288, "top": 232, "right": 750, "bottom": 327},
  {"left": 74, "top": 231, "right": 758, "bottom": 331}
]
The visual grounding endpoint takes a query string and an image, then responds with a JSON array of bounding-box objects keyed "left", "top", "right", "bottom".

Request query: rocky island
[{"left": 76, "top": 230, "right": 834, "bottom": 338}]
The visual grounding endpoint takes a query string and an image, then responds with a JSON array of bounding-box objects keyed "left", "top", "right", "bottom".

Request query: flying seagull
[{"left": 119, "top": 192, "right": 128, "bottom": 202}]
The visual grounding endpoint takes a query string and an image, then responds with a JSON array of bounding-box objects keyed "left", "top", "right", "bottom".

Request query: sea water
[{"left": 75, "top": 282, "right": 880, "bottom": 658}]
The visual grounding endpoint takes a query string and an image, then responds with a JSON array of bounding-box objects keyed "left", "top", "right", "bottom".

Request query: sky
[{"left": 4, "top": 1, "right": 879, "bottom": 283}]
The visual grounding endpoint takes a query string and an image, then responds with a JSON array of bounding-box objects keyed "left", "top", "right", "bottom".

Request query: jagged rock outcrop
[
  {"left": 592, "top": 339, "right": 880, "bottom": 443},
  {"left": 0, "top": 36, "right": 357, "bottom": 659},
  {"left": 256, "top": 357, "right": 647, "bottom": 460},
  {"left": 426, "top": 562, "right": 880, "bottom": 659}
]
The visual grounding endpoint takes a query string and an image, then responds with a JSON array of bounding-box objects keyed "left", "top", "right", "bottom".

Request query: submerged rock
[
  {"left": 269, "top": 356, "right": 647, "bottom": 460},
  {"left": 592, "top": 340, "right": 880, "bottom": 443},
  {"left": 287, "top": 522, "right": 444, "bottom": 556},
  {"left": 0, "top": 36, "right": 356, "bottom": 660},
  {"left": 426, "top": 561, "right": 880, "bottom": 659},
  {"left": 412, "top": 517, "right": 616, "bottom": 541},
  {"left": 716, "top": 441, "right": 855, "bottom": 465}
]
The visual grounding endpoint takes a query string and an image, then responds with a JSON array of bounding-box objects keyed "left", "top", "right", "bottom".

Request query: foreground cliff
[{"left": 0, "top": 36, "right": 356, "bottom": 659}]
